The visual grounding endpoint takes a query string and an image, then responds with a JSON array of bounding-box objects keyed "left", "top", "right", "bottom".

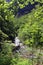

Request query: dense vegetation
[
  {"left": 18, "top": 5, "right": 43, "bottom": 46},
  {"left": 0, "top": 0, "right": 43, "bottom": 65}
]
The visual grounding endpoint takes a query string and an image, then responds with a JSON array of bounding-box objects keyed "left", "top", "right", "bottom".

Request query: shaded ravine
[
  {"left": 17, "top": 2, "right": 43, "bottom": 17},
  {"left": 6, "top": 0, "right": 43, "bottom": 17}
]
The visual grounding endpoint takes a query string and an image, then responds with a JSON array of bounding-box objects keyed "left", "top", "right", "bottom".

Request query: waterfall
[{"left": 14, "top": 37, "right": 22, "bottom": 46}]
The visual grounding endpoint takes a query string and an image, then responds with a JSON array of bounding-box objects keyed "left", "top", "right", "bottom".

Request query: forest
[{"left": 0, "top": 0, "right": 43, "bottom": 65}]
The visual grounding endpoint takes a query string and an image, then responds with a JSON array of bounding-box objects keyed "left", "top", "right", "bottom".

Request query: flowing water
[{"left": 14, "top": 37, "right": 43, "bottom": 60}]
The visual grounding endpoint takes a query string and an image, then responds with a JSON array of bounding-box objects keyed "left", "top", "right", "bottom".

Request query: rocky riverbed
[{"left": 13, "top": 37, "right": 43, "bottom": 65}]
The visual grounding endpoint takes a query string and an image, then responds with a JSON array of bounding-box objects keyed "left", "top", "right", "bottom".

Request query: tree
[
  {"left": 18, "top": 5, "right": 43, "bottom": 46},
  {"left": 18, "top": 0, "right": 43, "bottom": 8},
  {"left": 0, "top": 41, "right": 12, "bottom": 65},
  {"left": 0, "top": 0, "right": 17, "bottom": 41}
]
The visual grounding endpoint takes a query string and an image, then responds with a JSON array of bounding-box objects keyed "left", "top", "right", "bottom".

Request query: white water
[
  {"left": 15, "top": 37, "right": 22, "bottom": 46},
  {"left": 14, "top": 37, "right": 43, "bottom": 59}
]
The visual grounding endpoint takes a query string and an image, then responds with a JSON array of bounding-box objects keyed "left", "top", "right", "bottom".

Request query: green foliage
[
  {"left": 0, "top": 0, "right": 17, "bottom": 40},
  {"left": 18, "top": 0, "right": 43, "bottom": 8},
  {"left": 0, "top": 0, "right": 43, "bottom": 65},
  {"left": 0, "top": 30, "right": 8, "bottom": 42},
  {"left": 18, "top": 6, "right": 43, "bottom": 46},
  {"left": 0, "top": 41, "right": 12, "bottom": 65},
  {"left": 11, "top": 57, "right": 32, "bottom": 65},
  {"left": 0, "top": 0, "right": 43, "bottom": 41}
]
